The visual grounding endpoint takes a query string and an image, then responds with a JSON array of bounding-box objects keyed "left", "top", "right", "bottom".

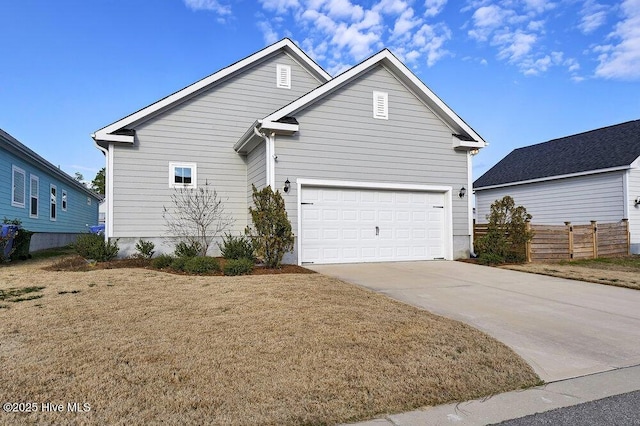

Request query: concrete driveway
[{"left": 309, "top": 261, "right": 640, "bottom": 382}]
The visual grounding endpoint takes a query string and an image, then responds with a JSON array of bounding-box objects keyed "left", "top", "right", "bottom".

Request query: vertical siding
[
  {"left": 475, "top": 171, "right": 625, "bottom": 225},
  {"left": 628, "top": 167, "right": 640, "bottom": 252},
  {"left": 0, "top": 146, "right": 99, "bottom": 233},
  {"left": 246, "top": 141, "right": 266, "bottom": 212},
  {"left": 274, "top": 65, "right": 469, "bottom": 244},
  {"left": 111, "top": 51, "right": 323, "bottom": 240}
]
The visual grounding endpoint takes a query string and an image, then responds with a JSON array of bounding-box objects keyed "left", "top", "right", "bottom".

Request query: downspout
[{"left": 93, "top": 138, "right": 109, "bottom": 242}]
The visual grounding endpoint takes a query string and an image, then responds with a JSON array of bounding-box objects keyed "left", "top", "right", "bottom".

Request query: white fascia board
[
  {"left": 92, "top": 132, "right": 134, "bottom": 144},
  {"left": 261, "top": 121, "right": 299, "bottom": 134},
  {"left": 94, "top": 39, "right": 330, "bottom": 137},
  {"left": 234, "top": 120, "right": 299, "bottom": 154},
  {"left": 474, "top": 165, "right": 632, "bottom": 191}
]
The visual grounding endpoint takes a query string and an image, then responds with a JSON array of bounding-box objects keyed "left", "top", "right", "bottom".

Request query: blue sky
[{"left": 1, "top": 0, "right": 639, "bottom": 184}]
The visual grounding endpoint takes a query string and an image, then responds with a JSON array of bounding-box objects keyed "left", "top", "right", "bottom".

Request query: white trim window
[
  {"left": 50, "top": 184, "right": 57, "bottom": 221},
  {"left": 30, "top": 175, "right": 39, "bottom": 218},
  {"left": 373, "top": 91, "right": 388, "bottom": 120},
  {"left": 169, "top": 162, "right": 197, "bottom": 188},
  {"left": 276, "top": 64, "right": 291, "bottom": 89},
  {"left": 12, "top": 165, "right": 26, "bottom": 208},
  {"left": 62, "top": 190, "right": 68, "bottom": 211}
]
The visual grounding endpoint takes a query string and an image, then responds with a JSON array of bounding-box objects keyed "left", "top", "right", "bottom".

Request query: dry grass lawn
[
  {"left": 1, "top": 257, "right": 540, "bottom": 425},
  {"left": 503, "top": 256, "right": 640, "bottom": 290}
]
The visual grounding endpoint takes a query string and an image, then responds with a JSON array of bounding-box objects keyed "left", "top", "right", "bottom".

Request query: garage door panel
[{"left": 301, "top": 187, "right": 446, "bottom": 264}]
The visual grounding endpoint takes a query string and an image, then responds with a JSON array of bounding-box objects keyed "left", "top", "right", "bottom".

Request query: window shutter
[
  {"left": 276, "top": 64, "right": 291, "bottom": 89},
  {"left": 373, "top": 91, "right": 388, "bottom": 120},
  {"left": 12, "top": 166, "right": 25, "bottom": 207}
]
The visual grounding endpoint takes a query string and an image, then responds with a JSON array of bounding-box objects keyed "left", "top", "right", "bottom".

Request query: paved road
[
  {"left": 494, "top": 390, "right": 640, "bottom": 426},
  {"left": 310, "top": 261, "right": 640, "bottom": 382}
]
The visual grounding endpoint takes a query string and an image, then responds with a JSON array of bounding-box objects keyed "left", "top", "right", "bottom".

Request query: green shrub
[
  {"left": 170, "top": 257, "right": 190, "bottom": 272},
  {"left": 184, "top": 256, "right": 220, "bottom": 274},
  {"left": 218, "top": 233, "right": 255, "bottom": 260},
  {"left": 175, "top": 241, "right": 202, "bottom": 258},
  {"left": 151, "top": 254, "right": 174, "bottom": 269},
  {"left": 0, "top": 236, "right": 13, "bottom": 263},
  {"left": 135, "top": 239, "right": 155, "bottom": 259},
  {"left": 475, "top": 196, "right": 533, "bottom": 264},
  {"left": 478, "top": 253, "right": 505, "bottom": 265},
  {"left": 223, "top": 257, "right": 254, "bottom": 276},
  {"left": 74, "top": 233, "right": 119, "bottom": 262},
  {"left": 246, "top": 185, "right": 294, "bottom": 268}
]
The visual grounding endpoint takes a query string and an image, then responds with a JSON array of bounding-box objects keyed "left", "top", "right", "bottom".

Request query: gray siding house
[
  {"left": 93, "top": 39, "right": 486, "bottom": 264},
  {"left": 474, "top": 120, "right": 640, "bottom": 254}
]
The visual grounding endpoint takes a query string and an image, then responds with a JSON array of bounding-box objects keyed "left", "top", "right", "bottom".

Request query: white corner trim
[
  {"left": 623, "top": 169, "right": 629, "bottom": 220},
  {"left": 296, "top": 178, "right": 455, "bottom": 264},
  {"left": 266, "top": 135, "right": 276, "bottom": 188},
  {"left": 467, "top": 151, "right": 474, "bottom": 241},
  {"left": 107, "top": 143, "right": 114, "bottom": 239}
]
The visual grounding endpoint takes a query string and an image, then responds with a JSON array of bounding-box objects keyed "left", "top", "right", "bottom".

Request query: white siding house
[
  {"left": 93, "top": 39, "right": 486, "bottom": 263},
  {"left": 474, "top": 120, "right": 640, "bottom": 254}
]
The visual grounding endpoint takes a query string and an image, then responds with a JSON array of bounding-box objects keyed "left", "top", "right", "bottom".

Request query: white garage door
[{"left": 300, "top": 187, "right": 446, "bottom": 264}]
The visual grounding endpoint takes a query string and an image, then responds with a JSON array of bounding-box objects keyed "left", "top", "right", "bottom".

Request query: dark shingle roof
[{"left": 474, "top": 119, "right": 640, "bottom": 189}]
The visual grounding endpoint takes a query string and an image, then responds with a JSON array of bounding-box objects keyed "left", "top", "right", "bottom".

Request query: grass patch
[
  {"left": 0, "top": 286, "right": 46, "bottom": 302},
  {"left": 30, "top": 245, "right": 75, "bottom": 260},
  {"left": 560, "top": 255, "right": 640, "bottom": 271},
  {"left": 0, "top": 263, "right": 540, "bottom": 425},
  {"left": 504, "top": 256, "right": 640, "bottom": 290}
]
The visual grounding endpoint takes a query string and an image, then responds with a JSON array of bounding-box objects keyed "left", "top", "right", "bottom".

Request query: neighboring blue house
[{"left": 1, "top": 128, "right": 101, "bottom": 251}]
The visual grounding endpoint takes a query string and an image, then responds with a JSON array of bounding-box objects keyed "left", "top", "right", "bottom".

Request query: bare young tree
[{"left": 162, "top": 181, "right": 234, "bottom": 256}]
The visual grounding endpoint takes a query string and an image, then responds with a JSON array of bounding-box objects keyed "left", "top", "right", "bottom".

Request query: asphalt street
[{"left": 493, "top": 390, "right": 640, "bottom": 426}]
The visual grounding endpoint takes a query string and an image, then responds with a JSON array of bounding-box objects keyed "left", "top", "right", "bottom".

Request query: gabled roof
[
  {"left": 92, "top": 38, "right": 331, "bottom": 147},
  {"left": 474, "top": 119, "right": 640, "bottom": 190},
  {"left": 235, "top": 48, "right": 486, "bottom": 153},
  {"left": 1, "top": 129, "right": 102, "bottom": 200}
]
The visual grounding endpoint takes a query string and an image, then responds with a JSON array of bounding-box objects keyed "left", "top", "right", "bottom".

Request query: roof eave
[
  {"left": 234, "top": 120, "right": 300, "bottom": 154},
  {"left": 474, "top": 165, "right": 632, "bottom": 191}
]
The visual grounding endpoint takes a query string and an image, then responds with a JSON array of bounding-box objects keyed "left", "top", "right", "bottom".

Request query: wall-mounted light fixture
[
  {"left": 635, "top": 196, "right": 640, "bottom": 206},
  {"left": 284, "top": 179, "right": 291, "bottom": 193},
  {"left": 459, "top": 186, "right": 466, "bottom": 198}
]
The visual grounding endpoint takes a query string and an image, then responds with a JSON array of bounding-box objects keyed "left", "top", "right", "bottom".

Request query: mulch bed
[{"left": 44, "top": 255, "right": 315, "bottom": 275}]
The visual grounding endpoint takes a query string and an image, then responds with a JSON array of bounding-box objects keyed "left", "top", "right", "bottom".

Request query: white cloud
[
  {"left": 391, "top": 8, "right": 422, "bottom": 41},
  {"left": 493, "top": 30, "right": 537, "bottom": 61},
  {"left": 424, "top": 0, "right": 447, "bottom": 17},
  {"left": 257, "top": 20, "right": 280, "bottom": 44},
  {"left": 256, "top": 0, "right": 453, "bottom": 72},
  {"left": 594, "top": 0, "right": 640, "bottom": 80},
  {"left": 183, "top": 0, "right": 231, "bottom": 16},
  {"left": 523, "top": 0, "right": 555, "bottom": 14},
  {"left": 260, "top": 0, "right": 300, "bottom": 14},
  {"left": 325, "top": 0, "right": 364, "bottom": 21},
  {"left": 578, "top": 0, "right": 609, "bottom": 34}
]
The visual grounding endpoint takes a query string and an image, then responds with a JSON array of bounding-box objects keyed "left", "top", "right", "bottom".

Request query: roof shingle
[{"left": 474, "top": 119, "right": 640, "bottom": 189}]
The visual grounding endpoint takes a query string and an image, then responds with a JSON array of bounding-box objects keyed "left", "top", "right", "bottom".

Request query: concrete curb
[{"left": 345, "top": 365, "right": 640, "bottom": 425}]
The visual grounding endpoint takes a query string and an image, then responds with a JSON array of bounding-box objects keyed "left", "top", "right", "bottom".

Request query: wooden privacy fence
[{"left": 474, "top": 220, "right": 630, "bottom": 262}]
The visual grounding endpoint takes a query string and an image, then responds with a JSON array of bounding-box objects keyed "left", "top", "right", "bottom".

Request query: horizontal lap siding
[
  {"left": 247, "top": 142, "right": 266, "bottom": 212},
  {"left": 476, "top": 171, "right": 625, "bottom": 225},
  {"left": 1, "top": 146, "right": 99, "bottom": 233},
  {"left": 274, "top": 65, "right": 469, "bottom": 237},
  {"left": 629, "top": 168, "right": 640, "bottom": 252},
  {"left": 111, "top": 52, "right": 321, "bottom": 238}
]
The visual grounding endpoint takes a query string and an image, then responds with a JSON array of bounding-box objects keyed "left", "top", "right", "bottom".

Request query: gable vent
[
  {"left": 373, "top": 91, "right": 388, "bottom": 120},
  {"left": 276, "top": 64, "right": 291, "bottom": 89}
]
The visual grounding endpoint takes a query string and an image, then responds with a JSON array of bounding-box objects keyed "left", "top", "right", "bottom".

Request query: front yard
[
  {"left": 503, "top": 256, "right": 640, "bottom": 290},
  {"left": 0, "top": 257, "right": 540, "bottom": 425}
]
